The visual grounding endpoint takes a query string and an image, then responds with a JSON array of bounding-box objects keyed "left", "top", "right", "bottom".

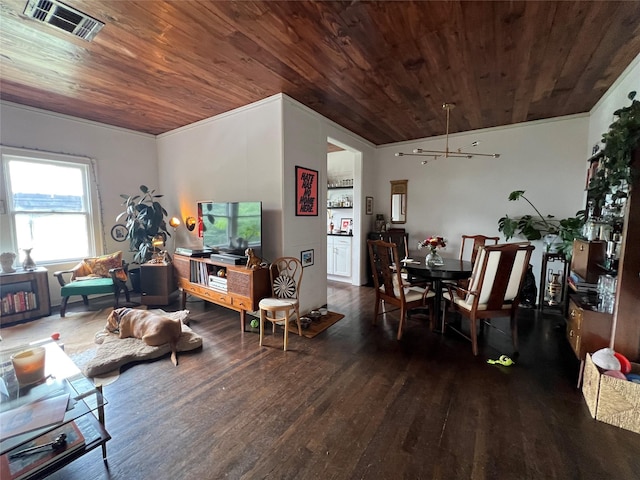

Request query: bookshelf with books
[{"left": 0, "top": 268, "right": 50, "bottom": 325}]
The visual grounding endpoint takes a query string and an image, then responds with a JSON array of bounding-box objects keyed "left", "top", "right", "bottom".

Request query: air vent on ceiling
[{"left": 23, "top": 0, "right": 104, "bottom": 41}]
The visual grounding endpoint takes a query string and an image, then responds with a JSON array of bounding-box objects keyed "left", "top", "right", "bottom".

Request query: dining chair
[
  {"left": 258, "top": 257, "right": 303, "bottom": 351},
  {"left": 442, "top": 242, "right": 535, "bottom": 355},
  {"left": 367, "top": 239, "right": 436, "bottom": 340},
  {"left": 460, "top": 234, "right": 500, "bottom": 264}
]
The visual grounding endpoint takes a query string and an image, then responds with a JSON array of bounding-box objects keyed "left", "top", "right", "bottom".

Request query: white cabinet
[{"left": 327, "top": 236, "right": 352, "bottom": 277}]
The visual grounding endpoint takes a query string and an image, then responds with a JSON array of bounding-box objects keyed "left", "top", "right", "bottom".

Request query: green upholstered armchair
[{"left": 53, "top": 251, "right": 130, "bottom": 317}]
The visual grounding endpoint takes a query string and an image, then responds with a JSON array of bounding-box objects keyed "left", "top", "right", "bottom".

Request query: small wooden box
[
  {"left": 140, "top": 263, "right": 176, "bottom": 306},
  {"left": 582, "top": 353, "right": 640, "bottom": 434}
]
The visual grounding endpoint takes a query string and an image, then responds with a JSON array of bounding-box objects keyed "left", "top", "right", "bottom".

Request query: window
[{"left": 1, "top": 147, "right": 100, "bottom": 264}]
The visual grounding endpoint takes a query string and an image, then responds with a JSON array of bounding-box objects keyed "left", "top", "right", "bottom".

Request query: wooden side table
[{"left": 140, "top": 263, "right": 176, "bottom": 306}]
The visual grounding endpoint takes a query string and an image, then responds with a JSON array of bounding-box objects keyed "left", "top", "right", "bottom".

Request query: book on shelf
[
  {"left": 0, "top": 420, "right": 85, "bottom": 480},
  {"left": 568, "top": 272, "right": 598, "bottom": 293}
]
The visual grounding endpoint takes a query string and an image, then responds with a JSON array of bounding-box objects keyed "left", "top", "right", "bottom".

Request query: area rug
[
  {"left": 83, "top": 310, "right": 203, "bottom": 378},
  {"left": 286, "top": 311, "right": 345, "bottom": 338}
]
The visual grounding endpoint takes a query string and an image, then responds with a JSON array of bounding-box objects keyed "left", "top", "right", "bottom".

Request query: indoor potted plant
[
  {"left": 588, "top": 91, "right": 639, "bottom": 203},
  {"left": 117, "top": 185, "right": 170, "bottom": 264},
  {"left": 498, "top": 190, "right": 585, "bottom": 256}
]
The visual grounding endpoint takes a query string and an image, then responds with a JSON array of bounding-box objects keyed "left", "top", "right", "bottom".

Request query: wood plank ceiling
[{"left": 1, "top": 1, "right": 639, "bottom": 145}]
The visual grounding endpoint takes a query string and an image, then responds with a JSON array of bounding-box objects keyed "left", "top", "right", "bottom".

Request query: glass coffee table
[{"left": 0, "top": 339, "right": 110, "bottom": 479}]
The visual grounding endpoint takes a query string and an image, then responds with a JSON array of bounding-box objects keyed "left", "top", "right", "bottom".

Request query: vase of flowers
[{"left": 418, "top": 236, "right": 446, "bottom": 267}]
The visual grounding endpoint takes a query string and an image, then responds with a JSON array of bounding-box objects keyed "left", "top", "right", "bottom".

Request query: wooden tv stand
[{"left": 173, "top": 253, "right": 270, "bottom": 331}]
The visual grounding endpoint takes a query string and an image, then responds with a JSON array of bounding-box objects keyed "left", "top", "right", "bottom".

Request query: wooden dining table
[{"left": 401, "top": 254, "right": 473, "bottom": 332}]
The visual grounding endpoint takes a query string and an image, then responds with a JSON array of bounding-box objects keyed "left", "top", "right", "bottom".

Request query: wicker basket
[{"left": 583, "top": 352, "right": 640, "bottom": 434}]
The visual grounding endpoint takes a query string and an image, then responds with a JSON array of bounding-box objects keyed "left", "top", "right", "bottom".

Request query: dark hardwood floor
[{"left": 38, "top": 282, "right": 640, "bottom": 479}]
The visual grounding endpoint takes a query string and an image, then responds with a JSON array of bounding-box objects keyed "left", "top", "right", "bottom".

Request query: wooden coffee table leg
[{"left": 96, "top": 384, "right": 107, "bottom": 461}]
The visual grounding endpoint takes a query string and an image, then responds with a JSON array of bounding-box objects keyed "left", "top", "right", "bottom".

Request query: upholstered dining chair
[
  {"left": 53, "top": 251, "right": 130, "bottom": 317},
  {"left": 460, "top": 234, "right": 500, "bottom": 264},
  {"left": 448, "top": 234, "right": 501, "bottom": 291},
  {"left": 367, "top": 239, "right": 436, "bottom": 340},
  {"left": 258, "top": 257, "right": 303, "bottom": 351},
  {"left": 442, "top": 242, "right": 535, "bottom": 355}
]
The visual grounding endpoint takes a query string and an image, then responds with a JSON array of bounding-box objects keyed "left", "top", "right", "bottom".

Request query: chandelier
[{"left": 395, "top": 103, "right": 500, "bottom": 164}]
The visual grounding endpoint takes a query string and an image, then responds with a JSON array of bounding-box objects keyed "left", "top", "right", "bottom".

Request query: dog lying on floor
[{"left": 105, "top": 308, "right": 182, "bottom": 366}]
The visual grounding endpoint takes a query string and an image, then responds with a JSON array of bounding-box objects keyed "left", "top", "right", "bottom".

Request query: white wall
[
  {"left": 0, "top": 101, "right": 157, "bottom": 306},
  {"left": 375, "top": 115, "right": 589, "bottom": 289},
  {"left": 157, "top": 95, "right": 376, "bottom": 313},
  {"left": 282, "top": 97, "right": 377, "bottom": 310},
  {"left": 588, "top": 53, "right": 640, "bottom": 157},
  {"left": 156, "top": 95, "right": 284, "bottom": 264}
]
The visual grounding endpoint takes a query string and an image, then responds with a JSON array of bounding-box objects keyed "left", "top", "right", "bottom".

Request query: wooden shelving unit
[
  {"left": 0, "top": 267, "right": 51, "bottom": 325},
  {"left": 173, "top": 254, "right": 270, "bottom": 332}
]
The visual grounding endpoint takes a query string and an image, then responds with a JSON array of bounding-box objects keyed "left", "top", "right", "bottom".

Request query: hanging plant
[{"left": 589, "top": 91, "right": 640, "bottom": 201}]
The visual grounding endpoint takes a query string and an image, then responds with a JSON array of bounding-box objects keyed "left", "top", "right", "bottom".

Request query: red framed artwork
[{"left": 295, "top": 166, "right": 318, "bottom": 216}]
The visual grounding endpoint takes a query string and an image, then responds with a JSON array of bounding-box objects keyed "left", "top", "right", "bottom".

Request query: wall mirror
[{"left": 390, "top": 179, "right": 407, "bottom": 224}]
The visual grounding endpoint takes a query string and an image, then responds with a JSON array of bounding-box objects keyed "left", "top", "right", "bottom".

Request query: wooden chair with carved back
[
  {"left": 460, "top": 234, "right": 500, "bottom": 264},
  {"left": 443, "top": 243, "right": 535, "bottom": 356},
  {"left": 367, "top": 239, "right": 436, "bottom": 340}
]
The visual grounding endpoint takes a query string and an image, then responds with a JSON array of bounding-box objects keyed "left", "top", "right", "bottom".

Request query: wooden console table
[{"left": 173, "top": 254, "right": 270, "bottom": 331}]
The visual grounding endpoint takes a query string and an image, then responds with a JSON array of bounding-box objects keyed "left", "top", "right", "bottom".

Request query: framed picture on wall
[
  {"left": 301, "top": 249, "right": 314, "bottom": 267},
  {"left": 295, "top": 166, "right": 319, "bottom": 216},
  {"left": 111, "top": 224, "right": 127, "bottom": 242},
  {"left": 366, "top": 196, "right": 373, "bottom": 215}
]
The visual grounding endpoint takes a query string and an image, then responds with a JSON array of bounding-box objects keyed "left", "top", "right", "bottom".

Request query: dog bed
[{"left": 83, "top": 310, "right": 202, "bottom": 378}]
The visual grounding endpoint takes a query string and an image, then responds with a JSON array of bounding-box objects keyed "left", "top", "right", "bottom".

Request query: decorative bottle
[{"left": 22, "top": 248, "right": 36, "bottom": 270}]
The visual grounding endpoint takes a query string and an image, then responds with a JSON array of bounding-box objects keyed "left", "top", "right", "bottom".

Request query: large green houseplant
[
  {"left": 498, "top": 190, "right": 585, "bottom": 255},
  {"left": 588, "top": 91, "right": 639, "bottom": 202},
  {"left": 117, "top": 185, "right": 170, "bottom": 263}
]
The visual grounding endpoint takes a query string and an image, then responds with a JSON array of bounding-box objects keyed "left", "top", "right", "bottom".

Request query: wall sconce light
[{"left": 185, "top": 217, "right": 196, "bottom": 231}]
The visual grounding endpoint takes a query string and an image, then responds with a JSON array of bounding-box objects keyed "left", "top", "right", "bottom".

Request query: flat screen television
[{"left": 197, "top": 201, "right": 262, "bottom": 258}]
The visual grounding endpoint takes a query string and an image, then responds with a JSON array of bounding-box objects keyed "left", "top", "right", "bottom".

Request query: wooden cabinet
[
  {"left": 611, "top": 148, "right": 640, "bottom": 361},
  {"left": 571, "top": 239, "right": 606, "bottom": 283},
  {"left": 0, "top": 267, "right": 51, "bottom": 325},
  {"left": 566, "top": 296, "right": 612, "bottom": 360},
  {"left": 173, "top": 254, "right": 270, "bottom": 331},
  {"left": 569, "top": 148, "right": 640, "bottom": 362},
  {"left": 140, "top": 263, "right": 176, "bottom": 306},
  {"left": 327, "top": 235, "right": 352, "bottom": 278}
]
